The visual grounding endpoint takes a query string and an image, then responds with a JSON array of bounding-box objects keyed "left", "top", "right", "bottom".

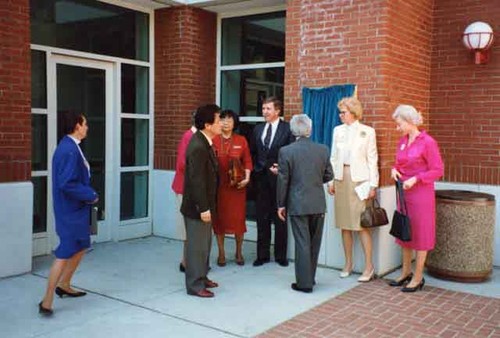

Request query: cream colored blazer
[{"left": 330, "top": 122, "right": 379, "bottom": 187}]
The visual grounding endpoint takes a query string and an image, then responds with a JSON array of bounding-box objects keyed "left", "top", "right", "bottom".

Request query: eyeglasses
[{"left": 339, "top": 111, "right": 349, "bottom": 115}]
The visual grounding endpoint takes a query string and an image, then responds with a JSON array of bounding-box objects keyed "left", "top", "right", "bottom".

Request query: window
[
  {"left": 31, "top": 0, "right": 149, "bottom": 61},
  {"left": 219, "top": 11, "right": 285, "bottom": 221},
  {"left": 120, "top": 64, "right": 150, "bottom": 221}
]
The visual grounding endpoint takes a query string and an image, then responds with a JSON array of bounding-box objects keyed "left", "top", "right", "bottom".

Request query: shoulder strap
[{"left": 395, "top": 180, "right": 408, "bottom": 215}]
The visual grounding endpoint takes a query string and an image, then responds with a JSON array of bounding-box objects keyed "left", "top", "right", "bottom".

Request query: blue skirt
[{"left": 54, "top": 236, "right": 90, "bottom": 259}]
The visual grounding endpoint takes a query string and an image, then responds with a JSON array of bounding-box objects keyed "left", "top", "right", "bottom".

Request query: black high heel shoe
[
  {"left": 38, "top": 301, "right": 53, "bottom": 316},
  {"left": 55, "top": 286, "right": 87, "bottom": 298},
  {"left": 401, "top": 278, "right": 425, "bottom": 293},
  {"left": 389, "top": 273, "right": 413, "bottom": 287},
  {"left": 179, "top": 263, "right": 185, "bottom": 273}
]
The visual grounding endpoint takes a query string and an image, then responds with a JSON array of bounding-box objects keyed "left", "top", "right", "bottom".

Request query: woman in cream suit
[{"left": 328, "top": 97, "right": 379, "bottom": 282}]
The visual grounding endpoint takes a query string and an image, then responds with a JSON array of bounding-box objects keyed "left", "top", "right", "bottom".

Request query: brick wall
[
  {"left": 0, "top": 0, "right": 31, "bottom": 182},
  {"left": 429, "top": 0, "right": 500, "bottom": 185},
  {"left": 285, "top": 0, "right": 433, "bottom": 186},
  {"left": 154, "top": 6, "right": 217, "bottom": 170}
]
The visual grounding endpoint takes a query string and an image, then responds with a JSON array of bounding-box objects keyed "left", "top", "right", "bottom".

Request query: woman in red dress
[{"left": 213, "top": 110, "right": 253, "bottom": 266}]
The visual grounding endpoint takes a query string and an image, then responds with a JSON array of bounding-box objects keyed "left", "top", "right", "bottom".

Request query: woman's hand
[
  {"left": 368, "top": 188, "right": 376, "bottom": 199},
  {"left": 327, "top": 182, "right": 335, "bottom": 195},
  {"left": 403, "top": 177, "right": 417, "bottom": 190},
  {"left": 391, "top": 168, "right": 402, "bottom": 181},
  {"left": 237, "top": 178, "right": 250, "bottom": 189}
]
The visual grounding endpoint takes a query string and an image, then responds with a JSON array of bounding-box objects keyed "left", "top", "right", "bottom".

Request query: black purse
[
  {"left": 360, "top": 198, "right": 389, "bottom": 228},
  {"left": 390, "top": 180, "right": 412, "bottom": 241}
]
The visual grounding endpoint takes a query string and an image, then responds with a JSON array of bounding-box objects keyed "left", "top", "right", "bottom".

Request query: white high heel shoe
[
  {"left": 339, "top": 269, "right": 352, "bottom": 278},
  {"left": 358, "top": 269, "right": 375, "bottom": 282}
]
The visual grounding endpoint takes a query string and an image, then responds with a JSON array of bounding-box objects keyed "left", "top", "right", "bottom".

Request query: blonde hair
[
  {"left": 392, "top": 104, "right": 423, "bottom": 126},
  {"left": 338, "top": 97, "right": 363, "bottom": 120}
]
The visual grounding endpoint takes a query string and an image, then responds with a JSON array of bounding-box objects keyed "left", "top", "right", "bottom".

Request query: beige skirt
[{"left": 334, "top": 166, "right": 366, "bottom": 231}]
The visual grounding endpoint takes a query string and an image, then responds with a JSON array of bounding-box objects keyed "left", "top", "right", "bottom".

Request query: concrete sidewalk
[{"left": 1, "top": 236, "right": 498, "bottom": 338}]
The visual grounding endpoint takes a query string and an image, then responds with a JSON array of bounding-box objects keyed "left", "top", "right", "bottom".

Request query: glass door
[{"left": 45, "top": 55, "right": 115, "bottom": 252}]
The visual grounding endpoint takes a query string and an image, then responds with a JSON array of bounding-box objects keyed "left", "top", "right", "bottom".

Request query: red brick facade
[
  {"left": 285, "top": 0, "right": 498, "bottom": 186},
  {"left": 0, "top": 0, "right": 31, "bottom": 182},
  {"left": 429, "top": 0, "right": 500, "bottom": 185},
  {"left": 284, "top": 0, "right": 434, "bottom": 187},
  {"left": 154, "top": 6, "right": 217, "bottom": 170}
]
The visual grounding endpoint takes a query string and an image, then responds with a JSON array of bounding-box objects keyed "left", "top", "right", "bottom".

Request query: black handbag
[
  {"left": 390, "top": 180, "right": 412, "bottom": 241},
  {"left": 90, "top": 206, "right": 98, "bottom": 235},
  {"left": 360, "top": 198, "right": 389, "bottom": 228}
]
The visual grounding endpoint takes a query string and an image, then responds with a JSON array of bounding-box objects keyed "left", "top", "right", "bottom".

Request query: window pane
[
  {"left": 30, "top": 0, "right": 149, "bottom": 61},
  {"left": 120, "top": 171, "right": 148, "bottom": 220},
  {"left": 32, "top": 176, "right": 47, "bottom": 233},
  {"left": 31, "top": 50, "right": 47, "bottom": 108},
  {"left": 32, "top": 115, "right": 48, "bottom": 171},
  {"left": 221, "top": 68, "right": 284, "bottom": 116},
  {"left": 121, "top": 64, "right": 149, "bottom": 114},
  {"left": 121, "top": 119, "right": 149, "bottom": 166},
  {"left": 222, "top": 11, "right": 285, "bottom": 65}
]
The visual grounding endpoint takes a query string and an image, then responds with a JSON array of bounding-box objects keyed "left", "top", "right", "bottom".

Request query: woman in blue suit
[{"left": 39, "top": 111, "right": 98, "bottom": 316}]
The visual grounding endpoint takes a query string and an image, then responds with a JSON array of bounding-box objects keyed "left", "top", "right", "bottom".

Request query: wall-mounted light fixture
[{"left": 463, "top": 22, "right": 494, "bottom": 65}]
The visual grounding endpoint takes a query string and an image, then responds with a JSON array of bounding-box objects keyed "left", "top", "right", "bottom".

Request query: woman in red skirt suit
[{"left": 213, "top": 110, "right": 253, "bottom": 266}]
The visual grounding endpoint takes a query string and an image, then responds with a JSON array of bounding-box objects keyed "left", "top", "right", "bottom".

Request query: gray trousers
[
  {"left": 290, "top": 214, "right": 325, "bottom": 289},
  {"left": 184, "top": 216, "right": 212, "bottom": 294}
]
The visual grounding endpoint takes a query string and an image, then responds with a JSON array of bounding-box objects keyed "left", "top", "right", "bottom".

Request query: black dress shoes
[
  {"left": 276, "top": 259, "right": 289, "bottom": 267},
  {"left": 253, "top": 258, "right": 270, "bottom": 266},
  {"left": 401, "top": 278, "right": 425, "bottom": 293},
  {"left": 38, "top": 301, "right": 53, "bottom": 316},
  {"left": 291, "top": 283, "right": 313, "bottom": 293},
  {"left": 389, "top": 273, "right": 413, "bottom": 287},
  {"left": 55, "top": 287, "right": 87, "bottom": 298}
]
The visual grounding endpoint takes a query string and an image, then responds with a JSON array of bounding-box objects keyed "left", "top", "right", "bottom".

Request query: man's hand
[
  {"left": 327, "top": 182, "right": 335, "bottom": 195},
  {"left": 277, "top": 207, "right": 286, "bottom": 221},
  {"left": 269, "top": 163, "right": 279, "bottom": 175},
  {"left": 200, "top": 210, "right": 211, "bottom": 223}
]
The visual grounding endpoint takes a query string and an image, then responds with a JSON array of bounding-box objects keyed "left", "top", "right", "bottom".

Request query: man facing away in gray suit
[{"left": 277, "top": 114, "right": 334, "bottom": 293}]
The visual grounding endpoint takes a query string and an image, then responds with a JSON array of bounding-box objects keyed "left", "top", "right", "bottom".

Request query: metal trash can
[{"left": 426, "top": 190, "right": 495, "bottom": 282}]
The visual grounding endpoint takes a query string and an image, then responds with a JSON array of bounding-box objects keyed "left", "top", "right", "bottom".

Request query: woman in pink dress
[
  {"left": 213, "top": 110, "right": 252, "bottom": 266},
  {"left": 389, "top": 105, "right": 444, "bottom": 292}
]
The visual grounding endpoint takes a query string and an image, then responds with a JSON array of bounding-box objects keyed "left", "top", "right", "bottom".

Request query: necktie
[{"left": 264, "top": 124, "right": 272, "bottom": 149}]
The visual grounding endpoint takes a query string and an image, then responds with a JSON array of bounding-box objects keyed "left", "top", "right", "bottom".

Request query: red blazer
[{"left": 171, "top": 128, "right": 195, "bottom": 194}]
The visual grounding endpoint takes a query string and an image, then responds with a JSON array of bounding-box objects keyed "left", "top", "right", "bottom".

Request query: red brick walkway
[{"left": 258, "top": 279, "right": 500, "bottom": 338}]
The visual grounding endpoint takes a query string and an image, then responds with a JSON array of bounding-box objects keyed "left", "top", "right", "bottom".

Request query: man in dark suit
[
  {"left": 277, "top": 114, "right": 334, "bottom": 293},
  {"left": 181, "top": 104, "right": 221, "bottom": 298},
  {"left": 251, "top": 97, "right": 294, "bottom": 267}
]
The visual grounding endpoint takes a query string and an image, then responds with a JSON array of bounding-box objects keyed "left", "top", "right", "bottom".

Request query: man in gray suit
[{"left": 277, "top": 114, "right": 334, "bottom": 293}]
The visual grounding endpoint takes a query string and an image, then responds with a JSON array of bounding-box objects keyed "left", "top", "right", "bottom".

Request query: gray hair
[
  {"left": 290, "top": 114, "right": 312, "bottom": 137},
  {"left": 392, "top": 104, "right": 423, "bottom": 126}
]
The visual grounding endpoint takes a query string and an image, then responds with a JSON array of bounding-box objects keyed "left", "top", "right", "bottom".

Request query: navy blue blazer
[
  {"left": 52, "top": 136, "right": 97, "bottom": 239},
  {"left": 251, "top": 119, "right": 294, "bottom": 174}
]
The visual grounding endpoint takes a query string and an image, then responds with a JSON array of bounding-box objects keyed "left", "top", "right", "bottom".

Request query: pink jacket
[{"left": 171, "top": 127, "right": 195, "bottom": 194}]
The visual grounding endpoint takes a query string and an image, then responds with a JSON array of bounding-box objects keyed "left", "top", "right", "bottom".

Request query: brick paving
[{"left": 258, "top": 279, "right": 500, "bottom": 338}]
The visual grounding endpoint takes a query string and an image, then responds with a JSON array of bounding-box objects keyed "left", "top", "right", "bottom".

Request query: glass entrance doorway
[{"left": 32, "top": 55, "right": 114, "bottom": 255}]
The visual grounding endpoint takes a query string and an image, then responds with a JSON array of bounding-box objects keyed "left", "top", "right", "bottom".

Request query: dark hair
[
  {"left": 61, "top": 111, "right": 85, "bottom": 135},
  {"left": 220, "top": 109, "right": 239, "bottom": 129},
  {"left": 263, "top": 96, "right": 283, "bottom": 113},
  {"left": 194, "top": 104, "right": 221, "bottom": 130}
]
